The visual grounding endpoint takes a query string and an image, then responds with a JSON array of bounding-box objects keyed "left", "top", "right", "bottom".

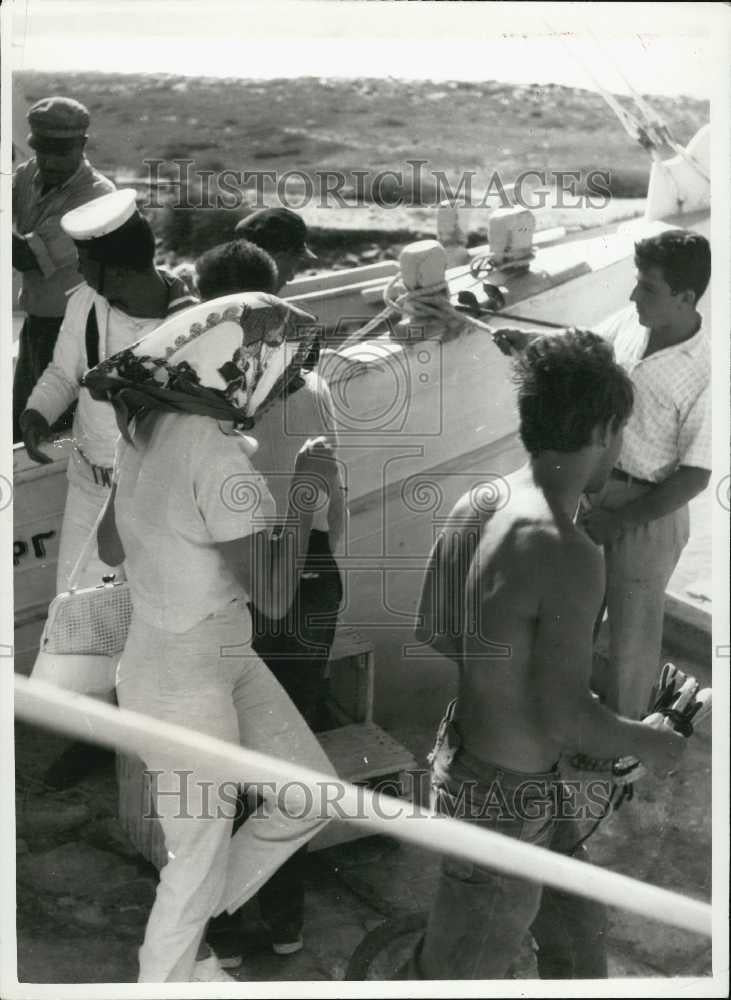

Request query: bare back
[{"left": 419, "top": 471, "right": 605, "bottom": 771}]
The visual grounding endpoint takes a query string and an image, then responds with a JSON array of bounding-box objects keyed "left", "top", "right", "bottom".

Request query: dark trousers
[
  {"left": 13, "top": 314, "right": 73, "bottom": 441},
  {"left": 397, "top": 704, "right": 608, "bottom": 980},
  {"left": 248, "top": 530, "right": 342, "bottom": 940}
]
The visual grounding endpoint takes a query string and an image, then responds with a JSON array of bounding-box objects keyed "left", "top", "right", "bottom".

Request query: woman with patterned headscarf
[{"left": 85, "top": 292, "right": 338, "bottom": 983}]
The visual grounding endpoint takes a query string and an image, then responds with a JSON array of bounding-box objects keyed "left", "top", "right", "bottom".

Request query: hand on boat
[
  {"left": 294, "top": 436, "right": 340, "bottom": 493},
  {"left": 492, "top": 327, "right": 534, "bottom": 356},
  {"left": 19, "top": 408, "right": 54, "bottom": 465}
]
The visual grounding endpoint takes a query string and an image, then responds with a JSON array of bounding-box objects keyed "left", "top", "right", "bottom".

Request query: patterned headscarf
[{"left": 82, "top": 291, "right": 319, "bottom": 441}]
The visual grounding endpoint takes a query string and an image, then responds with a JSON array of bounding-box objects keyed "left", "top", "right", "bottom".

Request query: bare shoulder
[
  {"left": 520, "top": 525, "right": 604, "bottom": 619},
  {"left": 449, "top": 480, "right": 509, "bottom": 527},
  {"left": 476, "top": 518, "right": 601, "bottom": 605},
  {"left": 524, "top": 521, "right": 601, "bottom": 585}
]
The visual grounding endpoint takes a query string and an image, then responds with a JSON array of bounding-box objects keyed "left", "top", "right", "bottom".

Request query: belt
[
  {"left": 75, "top": 445, "right": 114, "bottom": 488},
  {"left": 610, "top": 467, "right": 656, "bottom": 489}
]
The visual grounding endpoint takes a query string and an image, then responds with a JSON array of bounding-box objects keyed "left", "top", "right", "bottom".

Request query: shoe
[
  {"left": 217, "top": 953, "right": 243, "bottom": 970},
  {"left": 206, "top": 910, "right": 241, "bottom": 939},
  {"left": 272, "top": 936, "right": 303, "bottom": 956},
  {"left": 192, "top": 954, "right": 237, "bottom": 982}
]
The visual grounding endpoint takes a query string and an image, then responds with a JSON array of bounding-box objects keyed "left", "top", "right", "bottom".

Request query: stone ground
[{"left": 13, "top": 640, "right": 713, "bottom": 987}]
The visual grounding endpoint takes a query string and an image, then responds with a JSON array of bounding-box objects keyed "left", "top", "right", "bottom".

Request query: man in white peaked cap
[{"left": 20, "top": 189, "right": 198, "bottom": 788}]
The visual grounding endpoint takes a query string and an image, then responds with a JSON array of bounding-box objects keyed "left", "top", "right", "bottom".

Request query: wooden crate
[
  {"left": 118, "top": 719, "right": 417, "bottom": 865},
  {"left": 309, "top": 722, "right": 418, "bottom": 850},
  {"left": 325, "top": 624, "right": 375, "bottom": 725}
]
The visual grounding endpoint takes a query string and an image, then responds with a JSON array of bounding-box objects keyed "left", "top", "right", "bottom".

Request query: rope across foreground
[{"left": 14, "top": 675, "right": 712, "bottom": 939}]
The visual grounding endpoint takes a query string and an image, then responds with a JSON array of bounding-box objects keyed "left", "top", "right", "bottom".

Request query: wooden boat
[{"left": 12, "top": 126, "right": 712, "bottom": 732}]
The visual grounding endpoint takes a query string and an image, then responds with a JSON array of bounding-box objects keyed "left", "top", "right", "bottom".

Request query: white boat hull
[{"left": 12, "top": 210, "right": 711, "bottom": 728}]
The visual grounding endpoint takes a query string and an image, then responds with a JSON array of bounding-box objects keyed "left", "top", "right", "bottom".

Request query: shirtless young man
[{"left": 402, "top": 329, "right": 685, "bottom": 980}]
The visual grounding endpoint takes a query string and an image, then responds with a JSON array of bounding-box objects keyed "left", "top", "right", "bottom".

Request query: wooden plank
[
  {"left": 317, "top": 723, "right": 416, "bottom": 783},
  {"left": 281, "top": 260, "right": 399, "bottom": 297},
  {"left": 310, "top": 722, "right": 417, "bottom": 850},
  {"left": 326, "top": 624, "right": 375, "bottom": 724},
  {"left": 329, "top": 624, "right": 375, "bottom": 660},
  {"left": 118, "top": 721, "right": 416, "bottom": 866}
]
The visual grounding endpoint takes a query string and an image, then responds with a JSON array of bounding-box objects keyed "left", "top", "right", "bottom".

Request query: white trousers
[
  {"left": 116, "top": 601, "right": 335, "bottom": 983},
  {"left": 587, "top": 478, "right": 689, "bottom": 718},
  {"left": 56, "top": 471, "right": 115, "bottom": 592}
]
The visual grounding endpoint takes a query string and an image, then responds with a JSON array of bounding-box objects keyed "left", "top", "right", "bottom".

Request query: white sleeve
[
  {"left": 195, "top": 428, "right": 276, "bottom": 542},
  {"left": 678, "top": 384, "right": 711, "bottom": 472},
  {"left": 25, "top": 286, "right": 93, "bottom": 422}
]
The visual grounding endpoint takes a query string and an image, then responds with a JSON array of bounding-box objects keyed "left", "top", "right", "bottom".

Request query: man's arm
[
  {"left": 493, "top": 308, "right": 632, "bottom": 357},
  {"left": 532, "top": 533, "right": 684, "bottom": 774},
  {"left": 13, "top": 233, "right": 40, "bottom": 272},
  {"left": 583, "top": 465, "right": 710, "bottom": 544},
  {"left": 24, "top": 287, "right": 92, "bottom": 425},
  {"left": 311, "top": 373, "right": 348, "bottom": 552},
  {"left": 584, "top": 381, "right": 711, "bottom": 543},
  {"left": 603, "top": 466, "right": 709, "bottom": 535},
  {"left": 21, "top": 174, "right": 115, "bottom": 281}
]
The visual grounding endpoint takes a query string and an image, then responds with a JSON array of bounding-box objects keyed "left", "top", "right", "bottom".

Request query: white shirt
[
  {"left": 114, "top": 413, "right": 275, "bottom": 632},
  {"left": 26, "top": 275, "right": 197, "bottom": 485},
  {"left": 597, "top": 305, "right": 711, "bottom": 482}
]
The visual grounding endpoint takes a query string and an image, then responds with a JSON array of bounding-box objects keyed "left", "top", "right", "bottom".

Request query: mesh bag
[{"left": 41, "top": 578, "right": 132, "bottom": 657}]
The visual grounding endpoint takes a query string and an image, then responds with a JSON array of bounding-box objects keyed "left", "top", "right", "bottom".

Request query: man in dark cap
[
  {"left": 12, "top": 96, "right": 115, "bottom": 439},
  {"left": 234, "top": 207, "right": 317, "bottom": 292}
]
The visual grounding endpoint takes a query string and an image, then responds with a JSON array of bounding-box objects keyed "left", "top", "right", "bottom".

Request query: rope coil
[{"left": 337, "top": 273, "right": 499, "bottom": 357}]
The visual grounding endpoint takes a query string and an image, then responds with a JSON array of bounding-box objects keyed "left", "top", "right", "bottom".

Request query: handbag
[{"left": 30, "top": 501, "right": 131, "bottom": 696}]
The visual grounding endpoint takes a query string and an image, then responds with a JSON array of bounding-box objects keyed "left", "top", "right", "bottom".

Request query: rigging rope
[
  {"left": 334, "top": 272, "right": 568, "bottom": 362},
  {"left": 547, "top": 26, "right": 710, "bottom": 184}
]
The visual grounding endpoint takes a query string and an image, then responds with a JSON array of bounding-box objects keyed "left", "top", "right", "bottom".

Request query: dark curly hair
[
  {"left": 513, "top": 329, "right": 634, "bottom": 456},
  {"left": 634, "top": 229, "right": 711, "bottom": 305},
  {"left": 195, "top": 239, "right": 278, "bottom": 300}
]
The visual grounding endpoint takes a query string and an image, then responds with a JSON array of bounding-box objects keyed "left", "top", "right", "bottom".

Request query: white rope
[
  {"left": 548, "top": 28, "right": 650, "bottom": 149},
  {"left": 584, "top": 39, "right": 710, "bottom": 184},
  {"left": 14, "top": 675, "right": 712, "bottom": 938},
  {"left": 335, "top": 273, "right": 499, "bottom": 359},
  {"left": 549, "top": 25, "right": 710, "bottom": 185}
]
